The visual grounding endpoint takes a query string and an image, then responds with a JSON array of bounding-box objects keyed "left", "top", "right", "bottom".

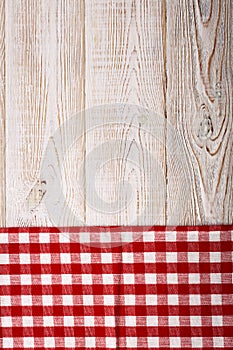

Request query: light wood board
[{"left": 0, "top": 0, "right": 232, "bottom": 227}]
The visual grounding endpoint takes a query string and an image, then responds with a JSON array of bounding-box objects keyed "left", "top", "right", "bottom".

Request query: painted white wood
[
  {"left": 1, "top": 0, "right": 232, "bottom": 226},
  {"left": 166, "top": 0, "right": 233, "bottom": 224},
  {"left": 84, "top": 0, "right": 167, "bottom": 226},
  {"left": 0, "top": 0, "right": 5, "bottom": 226},
  {"left": 5, "top": 0, "right": 85, "bottom": 226}
]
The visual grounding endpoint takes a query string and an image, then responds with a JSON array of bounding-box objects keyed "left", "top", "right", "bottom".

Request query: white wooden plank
[
  {"left": 166, "top": 0, "right": 233, "bottom": 224},
  {"left": 0, "top": 0, "right": 5, "bottom": 226},
  {"left": 84, "top": 0, "right": 168, "bottom": 226},
  {"left": 5, "top": 0, "right": 85, "bottom": 226}
]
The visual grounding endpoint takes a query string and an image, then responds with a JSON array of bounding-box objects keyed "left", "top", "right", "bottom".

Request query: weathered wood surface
[
  {"left": 84, "top": 0, "right": 167, "bottom": 226},
  {"left": 0, "top": 0, "right": 5, "bottom": 226},
  {"left": 166, "top": 0, "right": 233, "bottom": 224},
  {"left": 0, "top": 0, "right": 232, "bottom": 226},
  {"left": 5, "top": 0, "right": 85, "bottom": 226}
]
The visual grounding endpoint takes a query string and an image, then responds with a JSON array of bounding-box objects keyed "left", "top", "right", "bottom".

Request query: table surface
[{"left": 0, "top": 0, "right": 232, "bottom": 227}]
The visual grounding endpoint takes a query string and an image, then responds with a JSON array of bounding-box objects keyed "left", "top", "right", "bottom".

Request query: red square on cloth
[{"left": 0, "top": 226, "right": 233, "bottom": 349}]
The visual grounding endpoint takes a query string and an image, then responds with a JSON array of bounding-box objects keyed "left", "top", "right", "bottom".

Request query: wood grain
[
  {"left": 5, "top": 0, "right": 85, "bottom": 226},
  {"left": 1, "top": 0, "right": 232, "bottom": 226},
  {"left": 166, "top": 0, "right": 233, "bottom": 224},
  {"left": 84, "top": 0, "right": 167, "bottom": 226},
  {"left": 5, "top": 0, "right": 50, "bottom": 226},
  {"left": 0, "top": 1, "right": 5, "bottom": 226},
  {"left": 46, "top": 0, "right": 85, "bottom": 227}
]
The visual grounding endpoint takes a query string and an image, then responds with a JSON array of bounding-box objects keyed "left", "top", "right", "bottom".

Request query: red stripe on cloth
[{"left": 0, "top": 226, "right": 233, "bottom": 349}]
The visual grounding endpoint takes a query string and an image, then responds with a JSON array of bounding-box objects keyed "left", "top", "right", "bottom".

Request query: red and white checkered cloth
[{"left": 0, "top": 226, "right": 233, "bottom": 349}]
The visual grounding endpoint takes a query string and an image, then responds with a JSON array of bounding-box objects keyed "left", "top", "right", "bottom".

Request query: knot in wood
[
  {"left": 26, "top": 180, "right": 47, "bottom": 211},
  {"left": 197, "top": 104, "right": 213, "bottom": 140},
  {"left": 137, "top": 114, "right": 148, "bottom": 126},
  {"left": 198, "top": 115, "right": 213, "bottom": 140},
  {"left": 215, "top": 82, "right": 223, "bottom": 99}
]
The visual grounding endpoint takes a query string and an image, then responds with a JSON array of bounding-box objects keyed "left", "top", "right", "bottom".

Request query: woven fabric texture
[{"left": 0, "top": 226, "right": 233, "bottom": 349}]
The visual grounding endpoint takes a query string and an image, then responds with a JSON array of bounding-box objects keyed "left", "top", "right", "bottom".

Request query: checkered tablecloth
[{"left": 0, "top": 226, "right": 233, "bottom": 349}]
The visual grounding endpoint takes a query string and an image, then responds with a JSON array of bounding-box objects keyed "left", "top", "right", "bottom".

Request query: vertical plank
[
  {"left": 166, "top": 0, "right": 233, "bottom": 224},
  {"left": 0, "top": 1, "right": 5, "bottom": 226},
  {"left": 85, "top": 0, "right": 167, "bottom": 226},
  {"left": 5, "top": 0, "right": 85, "bottom": 226},
  {"left": 5, "top": 0, "right": 49, "bottom": 226},
  {"left": 46, "top": 0, "right": 85, "bottom": 227}
]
